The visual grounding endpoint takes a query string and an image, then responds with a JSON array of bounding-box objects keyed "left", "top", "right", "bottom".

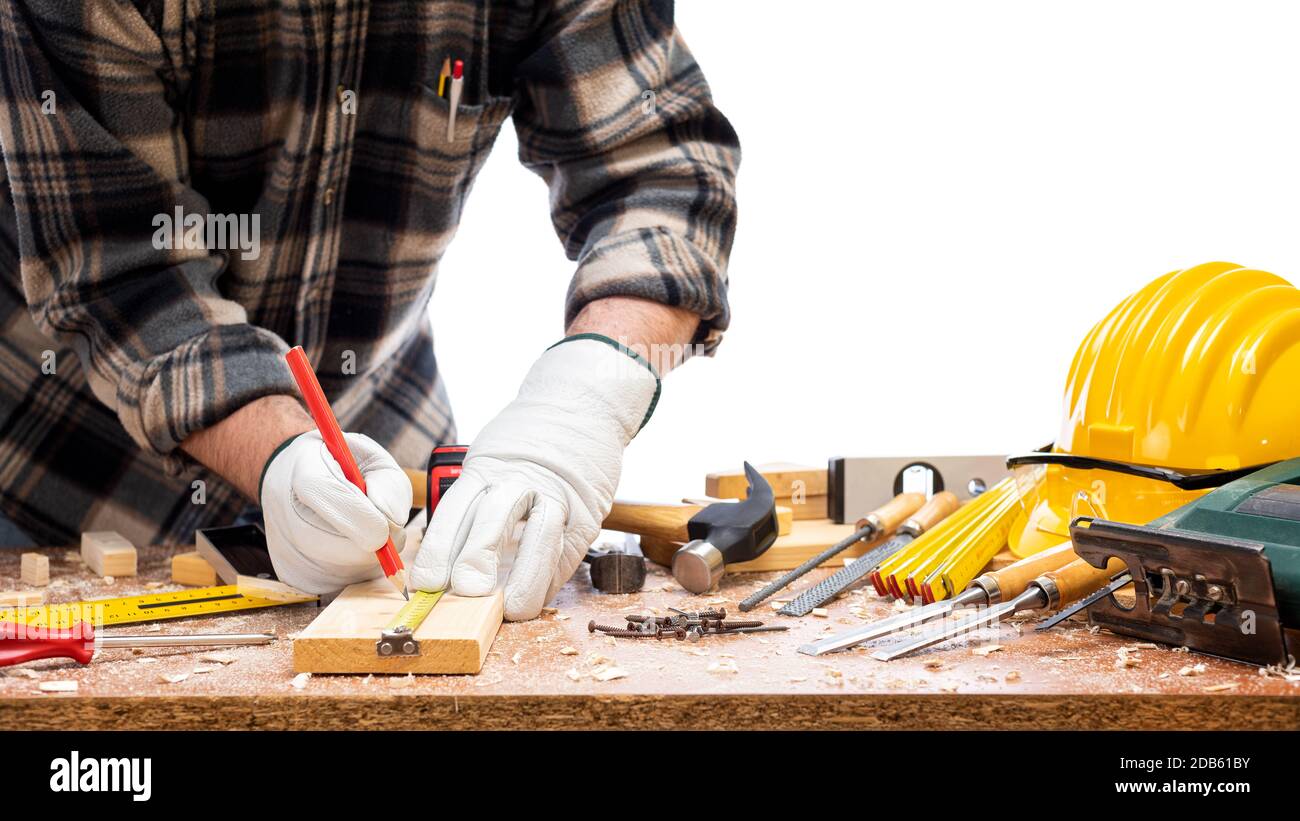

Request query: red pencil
[{"left": 284, "top": 346, "right": 409, "bottom": 599}]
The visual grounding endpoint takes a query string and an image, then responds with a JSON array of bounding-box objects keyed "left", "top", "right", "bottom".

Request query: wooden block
[
  {"left": 80, "top": 531, "right": 137, "bottom": 577},
  {"left": 293, "top": 578, "right": 503, "bottom": 674},
  {"left": 706, "top": 463, "right": 827, "bottom": 500},
  {"left": 781, "top": 494, "right": 828, "bottom": 521},
  {"left": 20, "top": 553, "right": 49, "bottom": 587},
  {"left": 639, "top": 518, "right": 867, "bottom": 572},
  {"left": 171, "top": 551, "right": 217, "bottom": 587},
  {"left": 0, "top": 589, "right": 47, "bottom": 607}
]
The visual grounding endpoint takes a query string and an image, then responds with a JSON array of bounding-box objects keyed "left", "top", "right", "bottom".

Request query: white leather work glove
[
  {"left": 410, "top": 335, "right": 660, "bottom": 621},
  {"left": 261, "top": 430, "right": 413, "bottom": 594}
]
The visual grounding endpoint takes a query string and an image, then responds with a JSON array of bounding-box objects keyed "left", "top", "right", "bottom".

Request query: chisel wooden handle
[
  {"left": 971, "top": 542, "right": 1076, "bottom": 603},
  {"left": 855, "top": 492, "right": 925, "bottom": 534},
  {"left": 903, "top": 491, "right": 961, "bottom": 535},
  {"left": 1039, "top": 555, "right": 1127, "bottom": 607}
]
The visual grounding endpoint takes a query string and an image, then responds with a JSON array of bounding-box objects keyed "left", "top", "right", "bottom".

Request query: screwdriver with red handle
[
  {"left": 285, "top": 346, "right": 409, "bottom": 600},
  {"left": 0, "top": 622, "right": 275, "bottom": 667}
]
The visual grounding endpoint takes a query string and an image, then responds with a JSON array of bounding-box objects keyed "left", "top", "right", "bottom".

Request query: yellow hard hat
[{"left": 1008, "top": 261, "right": 1300, "bottom": 556}]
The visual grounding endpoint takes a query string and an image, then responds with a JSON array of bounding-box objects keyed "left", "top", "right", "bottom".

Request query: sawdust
[
  {"left": 972, "top": 644, "right": 1003, "bottom": 656},
  {"left": 592, "top": 665, "right": 627, "bottom": 682},
  {"left": 707, "top": 659, "right": 739, "bottom": 675},
  {"left": 38, "top": 681, "right": 77, "bottom": 693},
  {"left": 1178, "top": 664, "right": 1208, "bottom": 677},
  {"left": 289, "top": 672, "right": 310, "bottom": 689},
  {"left": 160, "top": 673, "right": 189, "bottom": 684},
  {"left": 559, "top": 646, "right": 578, "bottom": 656}
]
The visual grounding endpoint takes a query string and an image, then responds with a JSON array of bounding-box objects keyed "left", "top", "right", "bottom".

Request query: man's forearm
[
  {"left": 566, "top": 297, "right": 701, "bottom": 375},
  {"left": 180, "top": 394, "right": 316, "bottom": 500}
]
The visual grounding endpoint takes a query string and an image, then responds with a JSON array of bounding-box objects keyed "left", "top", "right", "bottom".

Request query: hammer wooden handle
[
  {"left": 601, "top": 502, "right": 702, "bottom": 542},
  {"left": 855, "top": 492, "right": 926, "bottom": 534}
]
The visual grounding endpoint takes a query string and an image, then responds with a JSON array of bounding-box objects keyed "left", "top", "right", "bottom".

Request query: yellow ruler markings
[{"left": 0, "top": 585, "right": 317, "bottom": 629}]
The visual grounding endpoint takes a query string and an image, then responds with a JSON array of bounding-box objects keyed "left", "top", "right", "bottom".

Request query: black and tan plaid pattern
[{"left": 0, "top": 0, "right": 739, "bottom": 547}]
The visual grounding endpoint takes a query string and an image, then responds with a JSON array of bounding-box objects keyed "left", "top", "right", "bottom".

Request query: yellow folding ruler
[
  {"left": 375, "top": 590, "right": 444, "bottom": 657},
  {"left": 0, "top": 585, "right": 317, "bottom": 629}
]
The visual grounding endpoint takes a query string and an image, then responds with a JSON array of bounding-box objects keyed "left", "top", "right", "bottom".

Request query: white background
[{"left": 431, "top": 0, "right": 1300, "bottom": 501}]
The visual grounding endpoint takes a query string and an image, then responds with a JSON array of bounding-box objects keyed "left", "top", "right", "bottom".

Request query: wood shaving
[
  {"left": 1115, "top": 647, "right": 1140, "bottom": 669},
  {"left": 38, "top": 680, "right": 77, "bottom": 693},
  {"left": 1005, "top": 670, "right": 1021, "bottom": 682},
  {"left": 924, "top": 660, "right": 944, "bottom": 671},
  {"left": 135, "top": 657, "right": 159, "bottom": 665},
  {"left": 200, "top": 652, "right": 237, "bottom": 665},
  {"left": 1172, "top": 645, "right": 1190, "bottom": 653},
  {"left": 1178, "top": 663, "right": 1207, "bottom": 677},
  {"left": 892, "top": 599, "right": 911, "bottom": 612},
  {"left": 565, "top": 668, "right": 582, "bottom": 681},
  {"left": 160, "top": 673, "right": 190, "bottom": 684},
  {"left": 789, "top": 676, "right": 807, "bottom": 682},
  {"left": 559, "top": 646, "right": 578, "bottom": 656},
  {"left": 972, "top": 644, "right": 1003, "bottom": 656},
  {"left": 1203, "top": 682, "right": 1239, "bottom": 692},
  {"left": 191, "top": 665, "right": 220, "bottom": 674},
  {"left": 510, "top": 651, "right": 522, "bottom": 665},
  {"left": 707, "top": 659, "right": 739, "bottom": 675},
  {"left": 144, "top": 581, "right": 166, "bottom": 589},
  {"left": 289, "top": 672, "right": 310, "bottom": 689},
  {"left": 812, "top": 608, "right": 829, "bottom": 618},
  {"left": 586, "top": 652, "right": 612, "bottom": 666},
  {"left": 592, "top": 665, "right": 627, "bottom": 682},
  {"left": 7, "top": 669, "right": 39, "bottom": 679},
  {"left": 555, "top": 614, "right": 570, "bottom": 621}
]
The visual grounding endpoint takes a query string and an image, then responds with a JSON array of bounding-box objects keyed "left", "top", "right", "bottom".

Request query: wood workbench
[{"left": 0, "top": 545, "right": 1296, "bottom": 730}]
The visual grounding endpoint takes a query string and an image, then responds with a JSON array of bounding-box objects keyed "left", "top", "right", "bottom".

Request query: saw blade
[{"left": 1034, "top": 571, "right": 1133, "bottom": 632}]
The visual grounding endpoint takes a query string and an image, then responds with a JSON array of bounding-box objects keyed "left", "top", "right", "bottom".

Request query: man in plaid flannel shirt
[{"left": 0, "top": 1, "right": 738, "bottom": 619}]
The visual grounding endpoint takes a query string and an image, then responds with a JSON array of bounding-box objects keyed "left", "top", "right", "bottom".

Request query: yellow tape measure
[
  {"left": 384, "top": 590, "right": 444, "bottom": 632},
  {"left": 376, "top": 590, "right": 444, "bottom": 657},
  {"left": 0, "top": 585, "right": 318, "bottom": 629}
]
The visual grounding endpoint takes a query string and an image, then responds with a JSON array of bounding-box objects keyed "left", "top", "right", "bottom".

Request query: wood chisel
[
  {"left": 870, "top": 554, "right": 1127, "bottom": 660},
  {"left": 738, "top": 492, "right": 925, "bottom": 612},
  {"left": 776, "top": 492, "right": 960, "bottom": 616},
  {"left": 797, "top": 542, "right": 1076, "bottom": 655}
]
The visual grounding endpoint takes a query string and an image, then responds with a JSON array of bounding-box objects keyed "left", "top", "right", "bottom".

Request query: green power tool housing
[{"left": 1070, "top": 458, "right": 1300, "bottom": 666}]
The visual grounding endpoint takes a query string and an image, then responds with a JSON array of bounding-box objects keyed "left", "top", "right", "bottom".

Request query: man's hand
[
  {"left": 259, "top": 431, "right": 412, "bottom": 594},
  {"left": 181, "top": 396, "right": 412, "bottom": 594},
  {"left": 411, "top": 297, "right": 699, "bottom": 620}
]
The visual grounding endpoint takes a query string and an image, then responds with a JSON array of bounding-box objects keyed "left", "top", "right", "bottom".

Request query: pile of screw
[{"left": 588, "top": 608, "right": 788, "bottom": 642}]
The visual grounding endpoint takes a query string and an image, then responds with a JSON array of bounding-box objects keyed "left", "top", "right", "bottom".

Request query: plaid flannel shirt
[{"left": 0, "top": 0, "right": 738, "bottom": 547}]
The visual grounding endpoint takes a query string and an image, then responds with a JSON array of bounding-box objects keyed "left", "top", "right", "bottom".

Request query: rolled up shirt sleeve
[
  {"left": 513, "top": 0, "right": 741, "bottom": 354},
  {"left": 0, "top": 1, "right": 295, "bottom": 462}
]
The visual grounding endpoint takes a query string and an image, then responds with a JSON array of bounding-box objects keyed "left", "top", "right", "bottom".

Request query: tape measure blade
[{"left": 385, "top": 590, "right": 444, "bottom": 632}]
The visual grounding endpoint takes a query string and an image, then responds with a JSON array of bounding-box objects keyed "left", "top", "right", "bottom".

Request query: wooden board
[
  {"left": 706, "top": 463, "right": 827, "bottom": 499},
  {"left": 293, "top": 579, "right": 503, "bottom": 675},
  {"left": 639, "top": 518, "right": 867, "bottom": 572},
  {"left": 781, "top": 494, "right": 827, "bottom": 521},
  {"left": 0, "top": 546, "right": 1294, "bottom": 731}
]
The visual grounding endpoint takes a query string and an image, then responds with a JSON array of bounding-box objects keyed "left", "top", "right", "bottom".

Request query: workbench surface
[{"left": 1, "top": 546, "right": 1296, "bottom": 730}]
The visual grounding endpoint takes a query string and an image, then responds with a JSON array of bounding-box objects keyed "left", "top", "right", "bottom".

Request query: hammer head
[
  {"left": 673, "top": 463, "right": 780, "bottom": 593},
  {"left": 586, "top": 550, "right": 646, "bottom": 594}
]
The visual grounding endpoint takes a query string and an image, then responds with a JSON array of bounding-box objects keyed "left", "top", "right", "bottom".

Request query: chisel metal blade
[
  {"left": 797, "top": 598, "right": 957, "bottom": 656},
  {"left": 871, "top": 599, "right": 1022, "bottom": 661},
  {"left": 778, "top": 533, "right": 914, "bottom": 617},
  {"left": 1034, "top": 571, "right": 1132, "bottom": 632}
]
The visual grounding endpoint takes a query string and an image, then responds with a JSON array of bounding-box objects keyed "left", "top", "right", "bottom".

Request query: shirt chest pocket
[{"left": 402, "top": 82, "right": 514, "bottom": 236}]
